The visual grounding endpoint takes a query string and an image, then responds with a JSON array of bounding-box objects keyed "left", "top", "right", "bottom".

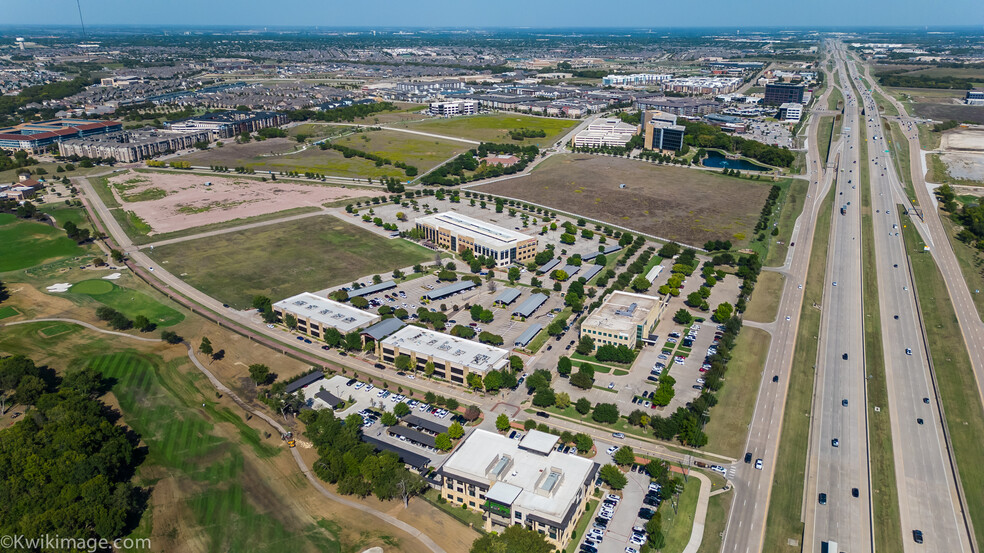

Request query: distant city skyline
[{"left": 5, "top": 0, "right": 981, "bottom": 29}]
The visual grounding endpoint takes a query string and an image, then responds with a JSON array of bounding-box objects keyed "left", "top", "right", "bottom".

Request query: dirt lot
[
  {"left": 104, "top": 170, "right": 362, "bottom": 234},
  {"left": 913, "top": 103, "right": 984, "bottom": 125},
  {"left": 474, "top": 154, "right": 774, "bottom": 247},
  {"left": 942, "top": 128, "right": 984, "bottom": 152}
]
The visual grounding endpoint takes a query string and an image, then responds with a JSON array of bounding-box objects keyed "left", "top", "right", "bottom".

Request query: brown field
[
  {"left": 103, "top": 170, "right": 361, "bottom": 234},
  {"left": 474, "top": 154, "right": 774, "bottom": 247},
  {"left": 912, "top": 103, "right": 984, "bottom": 125}
]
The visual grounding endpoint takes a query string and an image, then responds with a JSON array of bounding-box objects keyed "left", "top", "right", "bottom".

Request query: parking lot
[
  {"left": 578, "top": 459, "right": 657, "bottom": 553},
  {"left": 744, "top": 119, "right": 794, "bottom": 149}
]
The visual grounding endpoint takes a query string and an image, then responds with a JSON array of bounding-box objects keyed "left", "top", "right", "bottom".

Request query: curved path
[{"left": 1, "top": 317, "right": 448, "bottom": 553}]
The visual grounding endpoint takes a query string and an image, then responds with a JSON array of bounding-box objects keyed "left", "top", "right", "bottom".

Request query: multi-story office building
[
  {"left": 571, "top": 118, "right": 638, "bottom": 148},
  {"left": 643, "top": 110, "right": 686, "bottom": 152},
  {"left": 966, "top": 88, "right": 984, "bottom": 106},
  {"left": 415, "top": 212, "right": 537, "bottom": 267},
  {"left": 273, "top": 292, "right": 380, "bottom": 339},
  {"left": 636, "top": 96, "right": 719, "bottom": 116},
  {"left": 764, "top": 82, "right": 805, "bottom": 106},
  {"left": 439, "top": 429, "right": 598, "bottom": 549},
  {"left": 165, "top": 110, "right": 288, "bottom": 139},
  {"left": 0, "top": 119, "right": 122, "bottom": 152},
  {"left": 580, "top": 291, "right": 665, "bottom": 350},
  {"left": 378, "top": 326, "right": 509, "bottom": 385},
  {"left": 57, "top": 127, "right": 213, "bottom": 162},
  {"left": 778, "top": 102, "right": 803, "bottom": 123},
  {"left": 428, "top": 100, "right": 478, "bottom": 116}
]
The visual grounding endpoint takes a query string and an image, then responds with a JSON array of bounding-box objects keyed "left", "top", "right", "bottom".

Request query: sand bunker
[
  {"left": 106, "top": 171, "right": 363, "bottom": 234},
  {"left": 46, "top": 283, "right": 72, "bottom": 293},
  {"left": 102, "top": 272, "right": 122, "bottom": 280}
]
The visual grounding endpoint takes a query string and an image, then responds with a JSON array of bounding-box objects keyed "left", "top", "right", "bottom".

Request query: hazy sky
[{"left": 4, "top": 0, "right": 982, "bottom": 28}]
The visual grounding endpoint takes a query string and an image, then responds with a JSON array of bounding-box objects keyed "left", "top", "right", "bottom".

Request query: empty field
[
  {"left": 147, "top": 215, "right": 432, "bottom": 308},
  {"left": 912, "top": 103, "right": 984, "bottom": 125},
  {"left": 0, "top": 213, "right": 87, "bottom": 272},
  {"left": 474, "top": 154, "right": 776, "bottom": 248},
  {"left": 332, "top": 129, "right": 468, "bottom": 171},
  {"left": 393, "top": 113, "right": 578, "bottom": 145}
]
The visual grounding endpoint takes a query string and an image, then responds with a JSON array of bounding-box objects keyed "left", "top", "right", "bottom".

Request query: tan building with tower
[
  {"left": 580, "top": 291, "right": 665, "bottom": 350},
  {"left": 415, "top": 211, "right": 537, "bottom": 267},
  {"left": 438, "top": 429, "right": 598, "bottom": 549}
]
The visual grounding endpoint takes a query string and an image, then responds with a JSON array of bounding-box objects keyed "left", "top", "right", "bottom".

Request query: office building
[
  {"left": 429, "top": 100, "right": 477, "bottom": 116},
  {"left": 0, "top": 172, "right": 42, "bottom": 201},
  {"left": 636, "top": 97, "right": 719, "bottom": 116},
  {"left": 764, "top": 83, "right": 805, "bottom": 106},
  {"left": 165, "top": 110, "right": 288, "bottom": 139},
  {"left": 966, "top": 88, "right": 984, "bottom": 106},
  {"left": 601, "top": 74, "right": 671, "bottom": 87},
  {"left": 0, "top": 119, "right": 122, "bottom": 153},
  {"left": 378, "top": 326, "right": 509, "bottom": 385},
  {"left": 662, "top": 76, "right": 741, "bottom": 95},
  {"left": 273, "top": 292, "right": 380, "bottom": 338},
  {"left": 580, "top": 291, "right": 665, "bottom": 350},
  {"left": 439, "top": 429, "right": 598, "bottom": 549},
  {"left": 643, "top": 110, "right": 686, "bottom": 152},
  {"left": 415, "top": 212, "right": 537, "bottom": 268},
  {"left": 57, "top": 127, "right": 212, "bottom": 162},
  {"left": 571, "top": 118, "right": 638, "bottom": 148},
  {"left": 778, "top": 103, "right": 803, "bottom": 123}
]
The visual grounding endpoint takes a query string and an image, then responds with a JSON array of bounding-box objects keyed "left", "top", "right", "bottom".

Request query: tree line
[{"left": 681, "top": 120, "right": 795, "bottom": 168}]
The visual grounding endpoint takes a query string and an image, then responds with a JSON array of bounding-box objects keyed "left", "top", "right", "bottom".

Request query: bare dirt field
[
  {"left": 473, "top": 154, "right": 775, "bottom": 247},
  {"left": 913, "top": 103, "right": 984, "bottom": 125},
  {"left": 106, "top": 170, "right": 362, "bottom": 234},
  {"left": 941, "top": 128, "right": 984, "bottom": 152}
]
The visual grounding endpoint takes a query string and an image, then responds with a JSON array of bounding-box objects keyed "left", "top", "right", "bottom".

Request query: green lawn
[
  {"left": 762, "top": 183, "right": 834, "bottom": 552},
  {"left": 67, "top": 280, "right": 185, "bottom": 327},
  {"left": 827, "top": 86, "right": 844, "bottom": 111},
  {"left": 660, "top": 477, "right": 701, "bottom": 553},
  {"left": 703, "top": 327, "right": 771, "bottom": 458},
  {"left": 860, "top": 151, "right": 904, "bottom": 553},
  {"left": 0, "top": 305, "right": 20, "bottom": 319},
  {"left": 422, "top": 488, "right": 486, "bottom": 531},
  {"left": 696, "top": 491, "right": 732, "bottom": 553},
  {"left": 393, "top": 113, "right": 578, "bottom": 146},
  {"left": 901, "top": 214, "right": 984, "bottom": 548},
  {"left": 817, "top": 116, "right": 834, "bottom": 163},
  {"left": 566, "top": 499, "right": 600, "bottom": 552},
  {"left": 763, "top": 179, "right": 809, "bottom": 267},
  {"left": 939, "top": 216, "right": 984, "bottom": 321},
  {"left": 0, "top": 213, "right": 86, "bottom": 272},
  {"left": 147, "top": 215, "right": 432, "bottom": 309},
  {"left": 888, "top": 121, "right": 918, "bottom": 206},
  {"left": 743, "top": 271, "right": 784, "bottom": 323},
  {"left": 332, "top": 129, "right": 468, "bottom": 173}
]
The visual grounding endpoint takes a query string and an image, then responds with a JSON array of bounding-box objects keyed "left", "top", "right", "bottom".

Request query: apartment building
[
  {"left": 580, "top": 291, "right": 665, "bottom": 350},
  {"left": 636, "top": 96, "right": 719, "bottom": 116},
  {"left": 378, "top": 326, "right": 509, "bottom": 385},
  {"left": 439, "top": 429, "right": 598, "bottom": 549},
  {"left": 57, "top": 127, "right": 212, "bottom": 162},
  {"left": 164, "top": 110, "right": 288, "bottom": 139},
  {"left": 571, "top": 118, "right": 638, "bottom": 148},
  {"left": 643, "top": 110, "right": 686, "bottom": 152},
  {"left": 273, "top": 292, "right": 380, "bottom": 339},
  {"left": 415, "top": 212, "right": 537, "bottom": 267},
  {"left": 601, "top": 74, "right": 672, "bottom": 87}
]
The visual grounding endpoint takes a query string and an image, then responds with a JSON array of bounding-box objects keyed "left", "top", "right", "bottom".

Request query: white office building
[
  {"left": 572, "top": 118, "right": 638, "bottom": 148},
  {"left": 429, "top": 100, "right": 478, "bottom": 116}
]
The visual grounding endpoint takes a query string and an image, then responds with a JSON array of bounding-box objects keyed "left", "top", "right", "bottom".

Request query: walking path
[
  {"left": 2, "top": 317, "right": 448, "bottom": 553},
  {"left": 682, "top": 471, "right": 713, "bottom": 553}
]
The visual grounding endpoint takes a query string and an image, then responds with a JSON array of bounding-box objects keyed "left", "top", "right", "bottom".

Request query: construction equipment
[{"left": 283, "top": 431, "right": 296, "bottom": 448}]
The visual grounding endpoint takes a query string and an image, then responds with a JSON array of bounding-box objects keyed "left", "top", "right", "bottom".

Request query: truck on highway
[
  {"left": 841, "top": 205, "right": 847, "bottom": 215},
  {"left": 821, "top": 541, "right": 839, "bottom": 553}
]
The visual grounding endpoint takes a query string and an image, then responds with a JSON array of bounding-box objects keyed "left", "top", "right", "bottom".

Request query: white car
[
  {"left": 606, "top": 494, "right": 621, "bottom": 503},
  {"left": 755, "top": 459, "right": 763, "bottom": 470},
  {"left": 607, "top": 446, "right": 619, "bottom": 455},
  {"left": 629, "top": 535, "right": 646, "bottom": 546},
  {"left": 710, "top": 465, "right": 726, "bottom": 475},
  {"left": 626, "top": 547, "right": 640, "bottom": 553},
  {"left": 354, "top": 382, "right": 364, "bottom": 390}
]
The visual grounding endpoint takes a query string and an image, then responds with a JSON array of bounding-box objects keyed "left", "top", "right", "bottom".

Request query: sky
[{"left": 3, "top": 0, "right": 982, "bottom": 29}]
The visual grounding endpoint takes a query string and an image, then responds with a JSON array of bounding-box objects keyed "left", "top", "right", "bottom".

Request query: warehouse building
[
  {"left": 571, "top": 118, "right": 638, "bottom": 148},
  {"left": 378, "top": 326, "right": 509, "bottom": 385},
  {"left": 580, "top": 291, "right": 665, "bottom": 350},
  {"left": 273, "top": 292, "right": 380, "bottom": 338},
  {"left": 57, "top": 127, "right": 212, "bottom": 162},
  {"left": 429, "top": 100, "right": 478, "bottom": 116},
  {"left": 416, "top": 212, "right": 537, "bottom": 268},
  {"left": 438, "top": 429, "right": 598, "bottom": 549}
]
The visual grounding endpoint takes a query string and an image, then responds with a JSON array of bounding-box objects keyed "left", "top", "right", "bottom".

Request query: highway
[
  {"left": 720, "top": 53, "right": 838, "bottom": 553},
  {"left": 800, "top": 45, "right": 872, "bottom": 553},
  {"left": 845, "top": 50, "right": 972, "bottom": 553}
]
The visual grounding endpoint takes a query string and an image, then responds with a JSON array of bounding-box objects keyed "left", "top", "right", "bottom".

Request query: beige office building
[
  {"left": 580, "top": 291, "right": 664, "bottom": 350},
  {"left": 439, "top": 429, "right": 598, "bottom": 549},
  {"left": 378, "top": 326, "right": 509, "bottom": 385},
  {"left": 415, "top": 211, "right": 537, "bottom": 267}
]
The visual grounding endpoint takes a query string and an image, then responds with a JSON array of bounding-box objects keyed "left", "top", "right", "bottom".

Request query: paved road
[
  {"left": 847, "top": 52, "right": 972, "bottom": 553},
  {"left": 720, "top": 51, "right": 839, "bottom": 553}
]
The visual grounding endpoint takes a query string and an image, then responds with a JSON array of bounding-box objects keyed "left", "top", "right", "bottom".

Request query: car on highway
[
  {"left": 917, "top": 418, "right": 924, "bottom": 425},
  {"left": 912, "top": 530, "right": 924, "bottom": 544},
  {"left": 755, "top": 459, "right": 763, "bottom": 470},
  {"left": 744, "top": 452, "right": 752, "bottom": 463},
  {"left": 818, "top": 493, "right": 827, "bottom": 505},
  {"left": 905, "top": 348, "right": 912, "bottom": 355},
  {"left": 852, "top": 488, "right": 860, "bottom": 498},
  {"left": 842, "top": 399, "right": 849, "bottom": 406},
  {"left": 832, "top": 438, "right": 840, "bottom": 447},
  {"left": 923, "top": 397, "right": 930, "bottom": 404},
  {"left": 772, "top": 375, "right": 779, "bottom": 382}
]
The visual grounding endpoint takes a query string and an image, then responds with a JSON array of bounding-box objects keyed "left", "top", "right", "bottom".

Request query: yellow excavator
[{"left": 283, "top": 431, "right": 296, "bottom": 448}]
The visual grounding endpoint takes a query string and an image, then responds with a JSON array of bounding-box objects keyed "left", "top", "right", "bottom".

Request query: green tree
[
  {"left": 467, "top": 372, "right": 484, "bottom": 390},
  {"left": 394, "top": 402, "right": 411, "bottom": 417},
  {"left": 160, "top": 330, "right": 183, "bottom": 344},
  {"left": 599, "top": 464, "right": 628, "bottom": 490},
  {"left": 248, "top": 364, "right": 271, "bottom": 385},
  {"left": 381, "top": 411, "right": 398, "bottom": 426},
  {"left": 555, "top": 391, "right": 571, "bottom": 409},
  {"left": 496, "top": 413, "right": 511, "bottom": 432},
  {"left": 575, "top": 335, "right": 595, "bottom": 355},
  {"left": 344, "top": 331, "right": 362, "bottom": 350},
  {"left": 673, "top": 308, "right": 693, "bottom": 325},
  {"left": 198, "top": 336, "right": 213, "bottom": 357},
  {"left": 394, "top": 354, "right": 412, "bottom": 371},
  {"left": 424, "top": 361, "right": 436, "bottom": 376},
  {"left": 631, "top": 275, "right": 652, "bottom": 292},
  {"left": 469, "top": 524, "right": 553, "bottom": 553},
  {"left": 483, "top": 370, "right": 503, "bottom": 391},
  {"left": 508, "top": 267, "right": 521, "bottom": 282},
  {"left": 557, "top": 356, "right": 572, "bottom": 376},
  {"left": 614, "top": 446, "right": 636, "bottom": 466},
  {"left": 445, "top": 397, "right": 460, "bottom": 411},
  {"left": 532, "top": 387, "right": 556, "bottom": 407},
  {"left": 448, "top": 421, "right": 464, "bottom": 439},
  {"left": 713, "top": 302, "right": 734, "bottom": 323},
  {"left": 592, "top": 403, "right": 620, "bottom": 424},
  {"left": 435, "top": 433, "right": 453, "bottom": 451},
  {"left": 524, "top": 419, "right": 537, "bottom": 430},
  {"left": 284, "top": 313, "right": 298, "bottom": 330},
  {"left": 575, "top": 397, "right": 591, "bottom": 415},
  {"left": 574, "top": 432, "right": 594, "bottom": 453}
]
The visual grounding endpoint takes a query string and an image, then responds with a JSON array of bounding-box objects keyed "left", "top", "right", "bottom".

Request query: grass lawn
[
  {"left": 393, "top": 113, "right": 577, "bottom": 146},
  {"left": 332, "top": 129, "right": 468, "bottom": 173},
  {"left": 743, "top": 272, "right": 784, "bottom": 323},
  {"left": 660, "top": 477, "right": 701, "bottom": 553},
  {"left": 939, "top": 216, "right": 984, "bottom": 320},
  {"left": 826, "top": 86, "right": 844, "bottom": 111},
  {"left": 477, "top": 154, "right": 783, "bottom": 249},
  {"left": 888, "top": 121, "right": 918, "bottom": 206},
  {"left": 39, "top": 204, "right": 93, "bottom": 231},
  {"left": 0, "top": 305, "right": 20, "bottom": 319},
  {"left": 147, "top": 215, "right": 432, "bottom": 309},
  {"left": 703, "top": 327, "right": 771, "bottom": 458},
  {"left": 137, "top": 206, "right": 322, "bottom": 246},
  {"left": 566, "top": 499, "right": 600, "bottom": 552},
  {"left": 817, "top": 116, "right": 834, "bottom": 164},
  {"left": 762, "top": 183, "right": 834, "bottom": 552},
  {"left": 0, "top": 213, "right": 86, "bottom": 272},
  {"left": 860, "top": 154, "right": 904, "bottom": 553},
  {"left": 696, "top": 491, "right": 732, "bottom": 553},
  {"left": 918, "top": 124, "right": 943, "bottom": 150},
  {"left": 67, "top": 279, "right": 185, "bottom": 327},
  {"left": 422, "top": 488, "right": 486, "bottom": 531},
  {"left": 901, "top": 213, "right": 984, "bottom": 548},
  {"left": 762, "top": 179, "right": 809, "bottom": 267}
]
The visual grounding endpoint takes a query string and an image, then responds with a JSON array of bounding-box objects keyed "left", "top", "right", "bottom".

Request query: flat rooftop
[
  {"left": 582, "top": 290, "right": 660, "bottom": 335},
  {"left": 441, "top": 429, "right": 595, "bottom": 524},
  {"left": 416, "top": 211, "right": 532, "bottom": 247},
  {"left": 274, "top": 292, "right": 379, "bottom": 333},
  {"left": 381, "top": 326, "right": 509, "bottom": 374}
]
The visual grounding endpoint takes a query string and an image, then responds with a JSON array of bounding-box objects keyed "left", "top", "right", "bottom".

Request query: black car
[
  {"left": 912, "top": 530, "right": 924, "bottom": 544},
  {"left": 346, "top": 379, "right": 357, "bottom": 386},
  {"left": 818, "top": 493, "right": 827, "bottom": 505},
  {"left": 852, "top": 488, "right": 859, "bottom": 498},
  {"left": 842, "top": 353, "right": 849, "bottom": 360},
  {"left": 536, "top": 411, "right": 550, "bottom": 418},
  {"left": 580, "top": 545, "right": 598, "bottom": 553},
  {"left": 772, "top": 375, "right": 779, "bottom": 383},
  {"left": 638, "top": 508, "right": 655, "bottom": 519},
  {"left": 744, "top": 452, "right": 753, "bottom": 463}
]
